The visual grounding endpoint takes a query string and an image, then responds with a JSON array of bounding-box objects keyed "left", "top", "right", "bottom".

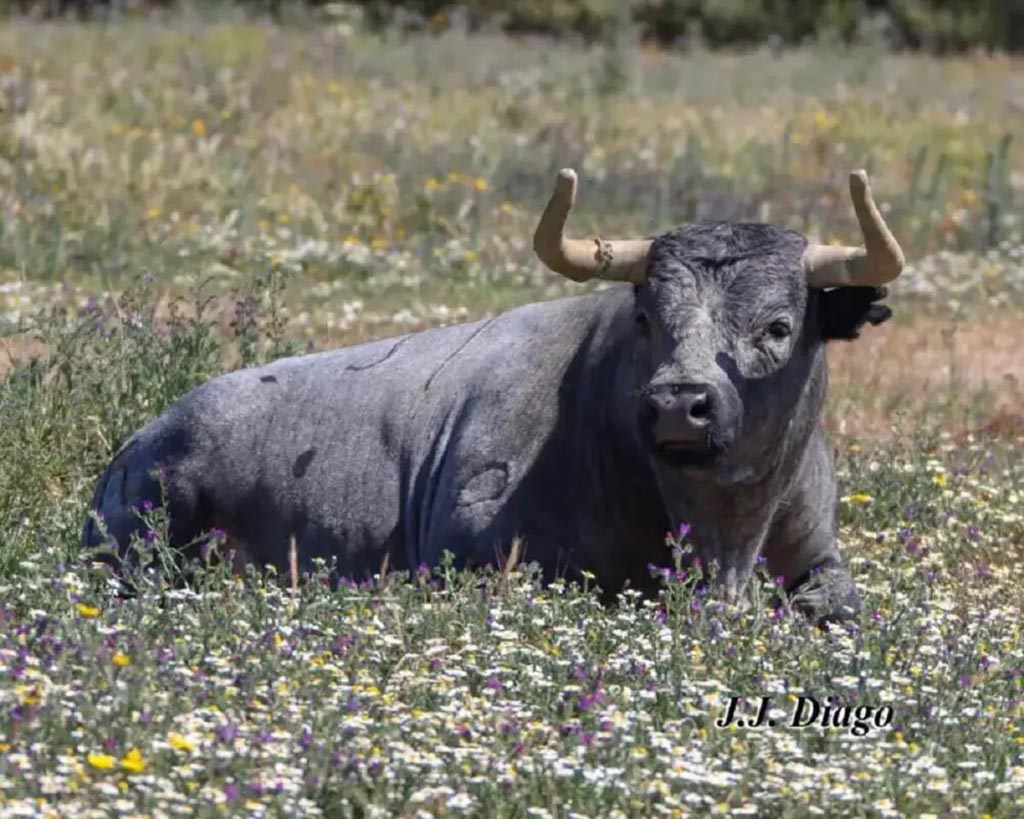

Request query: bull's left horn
[
  {"left": 533, "top": 168, "right": 652, "bottom": 283},
  {"left": 802, "top": 170, "right": 905, "bottom": 288}
]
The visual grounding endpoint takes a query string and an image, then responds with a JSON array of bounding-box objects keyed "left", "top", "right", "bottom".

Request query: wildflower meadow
[{"left": 0, "top": 15, "right": 1022, "bottom": 818}]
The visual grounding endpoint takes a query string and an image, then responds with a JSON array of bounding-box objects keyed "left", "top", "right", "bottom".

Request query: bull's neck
[{"left": 550, "top": 291, "right": 673, "bottom": 582}]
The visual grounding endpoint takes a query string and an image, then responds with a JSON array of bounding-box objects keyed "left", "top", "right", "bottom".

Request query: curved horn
[
  {"left": 803, "top": 170, "right": 905, "bottom": 288},
  {"left": 533, "top": 168, "right": 652, "bottom": 283}
]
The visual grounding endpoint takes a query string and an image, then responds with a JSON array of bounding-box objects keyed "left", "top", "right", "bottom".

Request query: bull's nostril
[{"left": 689, "top": 395, "right": 710, "bottom": 420}]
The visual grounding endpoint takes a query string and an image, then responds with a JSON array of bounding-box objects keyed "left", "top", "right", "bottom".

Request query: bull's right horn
[
  {"left": 802, "top": 170, "right": 905, "bottom": 288},
  {"left": 533, "top": 168, "right": 652, "bottom": 283}
]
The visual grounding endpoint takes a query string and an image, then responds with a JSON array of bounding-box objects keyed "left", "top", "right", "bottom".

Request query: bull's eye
[
  {"left": 635, "top": 312, "right": 650, "bottom": 334},
  {"left": 767, "top": 320, "right": 791, "bottom": 341}
]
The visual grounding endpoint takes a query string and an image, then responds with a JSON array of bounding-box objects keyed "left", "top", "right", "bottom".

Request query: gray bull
[{"left": 83, "top": 170, "right": 904, "bottom": 622}]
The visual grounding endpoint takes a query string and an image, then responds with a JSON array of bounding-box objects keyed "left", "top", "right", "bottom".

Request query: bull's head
[{"left": 533, "top": 169, "right": 903, "bottom": 483}]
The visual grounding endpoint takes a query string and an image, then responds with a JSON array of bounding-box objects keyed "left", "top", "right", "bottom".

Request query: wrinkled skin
[{"left": 83, "top": 222, "right": 890, "bottom": 624}]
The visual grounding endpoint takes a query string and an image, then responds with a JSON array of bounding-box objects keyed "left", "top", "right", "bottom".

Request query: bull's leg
[{"left": 760, "top": 428, "right": 860, "bottom": 625}]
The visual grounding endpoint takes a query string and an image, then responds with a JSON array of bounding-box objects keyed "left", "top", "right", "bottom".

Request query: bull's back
[{"left": 83, "top": 289, "right": 629, "bottom": 575}]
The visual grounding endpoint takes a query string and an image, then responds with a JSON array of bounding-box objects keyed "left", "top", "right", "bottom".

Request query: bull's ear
[{"left": 817, "top": 286, "right": 892, "bottom": 341}]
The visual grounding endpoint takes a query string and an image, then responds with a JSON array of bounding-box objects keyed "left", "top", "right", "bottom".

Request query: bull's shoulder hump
[{"left": 169, "top": 288, "right": 632, "bottom": 415}]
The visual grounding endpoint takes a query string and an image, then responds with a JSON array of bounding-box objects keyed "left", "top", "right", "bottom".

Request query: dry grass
[
  {"left": 0, "top": 332, "right": 47, "bottom": 377},
  {"left": 826, "top": 310, "right": 1024, "bottom": 438}
]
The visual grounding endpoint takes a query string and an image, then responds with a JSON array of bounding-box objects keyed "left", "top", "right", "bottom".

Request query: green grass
[{"left": 0, "top": 18, "right": 1022, "bottom": 817}]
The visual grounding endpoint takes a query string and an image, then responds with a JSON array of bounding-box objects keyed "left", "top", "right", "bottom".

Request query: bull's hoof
[{"left": 786, "top": 562, "right": 861, "bottom": 627}]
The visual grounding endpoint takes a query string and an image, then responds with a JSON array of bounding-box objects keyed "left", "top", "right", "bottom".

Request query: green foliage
[
  {"left": 887, "top": 0, "right": 1024, "bottom": 53},
  {"left": 348, "top": 0, "right": 1024, "bottom": 52},
  {"left": 634, "top": 0, "right": 868, "bottom": 46},
  {"left": 0, "top": 275, "right": 298, "bottom": 577},
  {"left": 12, "top": 0, "right": 1024, "bottom": 53}
]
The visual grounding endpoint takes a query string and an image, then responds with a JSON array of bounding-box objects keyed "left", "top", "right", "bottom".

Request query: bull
[{"left": 83, "top": 169, "right": 904, "bottom": 622}]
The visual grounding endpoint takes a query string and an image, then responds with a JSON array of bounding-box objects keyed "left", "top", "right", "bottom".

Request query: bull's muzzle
[{"left": 641, "top": 380, "right": 732, "bottom": 464}]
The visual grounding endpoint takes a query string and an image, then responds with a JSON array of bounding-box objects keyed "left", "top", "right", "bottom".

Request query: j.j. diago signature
[{"left": 716, "top": 696, "right": 894, "bottom": 737}]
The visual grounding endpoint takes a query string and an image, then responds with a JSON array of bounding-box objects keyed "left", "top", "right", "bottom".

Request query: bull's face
[
  {"left": 632, "top": 224, "right": 889, "bottom": 482},
  {"left": 634, "top": 225, "right": 809, "bottom": 479}
]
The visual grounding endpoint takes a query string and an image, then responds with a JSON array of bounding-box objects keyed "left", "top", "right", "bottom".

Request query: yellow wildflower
[
  {"left": 113, "top": 652, "right": 130, "bottom": 667},
  {"left": 813, "top": 110, "right": 833, "bottom": 129},
  {"left": 843, "top": 492, "right": 873, "bottom": 504},
  {"left": 191, "top": 118, "right": 207, "bottom": 137},
  {"left": 120, "top": 748, "right": 146, "bottom": 774},
  {"left": 474, "top": 178, "right": 488, "bottom": 192},
  {"left": 933, "top": 474, "right": 947, "bottom": 488},
  {"left": 168, "top": 732, "right": 195, "bottom": 753},
  {"left": 76, "top": 603, "right": 100, "bottom": 618},
  {"left": 87, "top": 753, "right": 116, "bottom": 770}
]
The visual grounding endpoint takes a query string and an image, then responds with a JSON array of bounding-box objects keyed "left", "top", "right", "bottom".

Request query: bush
[
  {"left": 348, "top": 0, "right": 1024, "bottom": 51},
  {"left": 8, "top": 0, "right": 1024, "bottom": 53}
]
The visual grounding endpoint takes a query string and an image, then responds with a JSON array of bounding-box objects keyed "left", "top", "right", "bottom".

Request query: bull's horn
[
  {"left": 533, "top": 168, "right": 652, "bottom": 283},
  {"left": 802, "top": 170, "right": 905, "bottom": 288}
]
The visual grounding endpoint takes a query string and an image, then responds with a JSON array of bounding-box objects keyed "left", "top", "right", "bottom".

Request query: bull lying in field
[{"left": 83, "top": 169, "right": 904, "bottom": 623}]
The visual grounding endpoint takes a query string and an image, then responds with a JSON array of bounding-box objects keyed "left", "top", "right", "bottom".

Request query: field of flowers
[{"left": 0, "top": 18, "right": 1022, "bottom": 817}]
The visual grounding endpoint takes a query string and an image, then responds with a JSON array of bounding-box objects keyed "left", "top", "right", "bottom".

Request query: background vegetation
[
  {"left": 8, "top": 1, "right": 1024, "bottom": 54},
  {"left": 0, "top": 18, "right": 1021, "bottom": 817}
]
